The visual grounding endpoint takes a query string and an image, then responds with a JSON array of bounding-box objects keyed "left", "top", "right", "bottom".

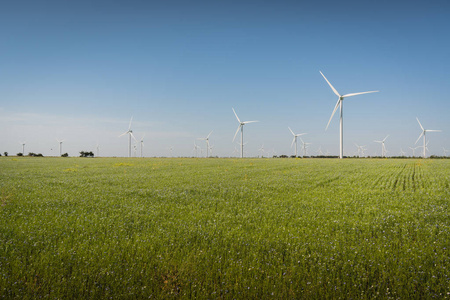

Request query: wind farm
[{"left": 1, "top": 1, "right": 450, "bottom": 299}]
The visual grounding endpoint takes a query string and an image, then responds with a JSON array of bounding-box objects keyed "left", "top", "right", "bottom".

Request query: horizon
[{"left": 1, "top": 0, "right": 449, "bottom": 158}]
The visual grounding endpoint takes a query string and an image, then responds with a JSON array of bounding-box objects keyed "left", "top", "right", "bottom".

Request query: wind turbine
[
  {"left": 56, "top": 138, "right": 64, "bottom": 156},
  {"left": 354, "top": 143, "right": 366, "bottom": 157},
  {"left": 118, "top": 117, "right": 137, "bottom": 158},
  {"left": 443, "top": 147, "right": 450, "bottom": 157},
  {"left": 258, "top": 144, "right": 265, "bottom": 157},
  {"left": 320, "top": 71, "right": 379, "bottom": 159},
  {"left": 415, "top": 117, "right": 442, "bottom": 158},
  {"left": 193, "top": 142, "right": 200, "bottom": 157},
  {"left": 288, "top": 127, "right": 307, "bottom": 157},
  {"left": 399, "top": 148, "right": 406, "bottom": 157},
  {"left": 20, "top": 142, "right": 26, "bottom": 155},
  {"left": 232, "top": 108, "right": 258, "bottom": 158},
  {"left": 96, "top": 142, "right": 99, "bottom": 157},
  {"left": 300, "top": 138, "right": 311, "bottom": 158},
  {"left": 198, "top": 131, "right": 213, "bottom": 158},
  {"left": 139, "top": 134, "right": 145, "bottom": 158},
  {"left": 409, "top": 146, "right": 419, "bottom": 157},
  {"left": 374, "top": 135, "right": 389, "bottom": 157}
]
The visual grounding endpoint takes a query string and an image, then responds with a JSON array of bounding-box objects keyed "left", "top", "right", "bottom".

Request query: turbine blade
[
  {"left": 128, "top": 116, "right": 133, "bottom": 131},
  {"left": 233, "top": 125, "right": 241, "bottom": 142},
  {"left": 296, "top": 133, "right": 307, "bottom": 137},
  {"left": 130, "top": 132, "right": 138, "bottom": 142},
  {"left": 243, "top": 120, "right": 259, "bottom": 124},
  {"left": 342, "top": 91, "right": 379, "bottom": 98},
  {"left": 416, "top": 117, "right": 424, "bottom": 131},
  {"left": 232, "top": 108, "right": 241, "bottom": 123},
  {"left": 426, "top": 130, "right": 442, "bottom": 132},
  {"left": 319, "top": 71, "right": 340, "bottom": 97},
  {"left": 383, "top": 135, "right": 389, "bottom": 142},
  {"left": 415, "top": 132, "right": 424, "bottom": 144},
  {"left": 207, "top": 130, "right": 213, "bottom": 138},
  {"left": 326, "top": 99, "right": 341, "bottom": 130},
  {"left": 291, "top": 137, "right": 295, "bottom": 148},
  {"left": 118, "top": 131, "right": 128, "bottom": 137},
  {"left": 288, "top": 127, "right": 295, "bottom": 136}
]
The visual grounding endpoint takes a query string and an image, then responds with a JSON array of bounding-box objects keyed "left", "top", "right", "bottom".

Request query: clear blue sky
[{"left": 1, "top": 0, "right": 449, "bottom": 157}]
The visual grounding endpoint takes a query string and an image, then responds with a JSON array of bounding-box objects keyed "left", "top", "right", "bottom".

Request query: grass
[{"left": 1, "top": 157, "right": 449, "bottom": 298}]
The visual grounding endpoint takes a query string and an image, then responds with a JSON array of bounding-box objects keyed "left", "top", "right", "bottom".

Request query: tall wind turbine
[
  {"left": 232, "top": 108, "right": 258, "bottom": 158},
  {"left": 288, "top": 127, "right": 307, "bottom": 157},
  {"left": 443, "top": 147, "right": 450, "bottom": 157},
  {"left": 415, "top": 117, "right": 442, "bottom": 158},
  {"left": 320, "top": 71, "right": 379, "bottom": 159},
  {"left": 374, "top": 135, "right": 389, "bottom": 157},
  {"left": 56, "top": 138, "right": 64, "bottom": 156},
  {"left": 118, "top": 117, "right": 137, "bottom": 157},
  {"left": 198, "top": 131, "right": 213, "bottom": 158}
]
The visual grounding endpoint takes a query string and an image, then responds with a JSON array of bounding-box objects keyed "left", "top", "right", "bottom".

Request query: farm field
[{"left": 1, "top": 157, "right": 449, "bottom": 298}]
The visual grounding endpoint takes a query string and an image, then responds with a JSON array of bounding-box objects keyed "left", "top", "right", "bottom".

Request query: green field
[{"left": 1, "top": 157, "right": 449, "bottom": 298}]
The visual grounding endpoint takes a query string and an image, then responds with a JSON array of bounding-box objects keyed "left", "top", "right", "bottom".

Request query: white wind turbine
[
  {"left": 300, "top": 138, "right": 311, "bottom": 158},
  {"left": 232, "top": 108, "right": 258, "bottom": 158},
  {"left": 140, "top": 134, "right": 145, "bottom": 158},
  {"left": 288, "top": 127, "right": 307, "bottom": 157},
  {"left": 193, "top": 142, "right": 200, "bottom": 157},
  {"left": 96, "top": 142, "right": 100, "bottom": 157},
  {"left": 320, "top": 71, "right": 379, "bottom": 159},
  {"left": 443, "top": 147, "right": 450, "bottom": 157},
  {"left": 118, "top": 117, "right": 137, "bottom": 158},
  {"left": 354, "top": 143, "right": 366, "bottom": 158},
  {"left": 409, "top": 146, "right": 420, "bottom": 157},
  {"left": 198, "top": 131, "right": 213, "bottom": 158},
  {"left": 415, "top": 117, "right": 442, "bottom": 158},
  {"left": 399, "top": 148, "right": 406, "bottom": 157},
  {"left": 20, "top": 141, "right": 26, "bottom": 155},
  {"left": 258, "top": 144, "right": 265, "bottom": 157},
  {"left": 56, "top": 138, "right": 65, "bottom": 156},
  {"left": 374, "top": 135, "right": 389, "bottom": 157}
]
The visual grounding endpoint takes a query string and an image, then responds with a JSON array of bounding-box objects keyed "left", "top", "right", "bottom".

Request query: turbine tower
[
  {"left": 118, "top": 117, "right": 137, "bottom": 158},
  {"left": 374, "top": 135, "right": 389, "bottom": 157},
  {"left": 198, "top": 131, "right": 213, "bottom": 158},
  {"left": 232, "top": 108, "right": 258, "bottom": 158},
  {"left": 288, "top": 127, "right": 307, "bottom": 157},
  {"left": 320, "top": 71, "right": 379, "bottom": 159},
  {"left": 56, "top": 138, "right": 64, "bottom": 156},
  {"left": 415, "top": 117, "right": 442, "bottom": 158}
]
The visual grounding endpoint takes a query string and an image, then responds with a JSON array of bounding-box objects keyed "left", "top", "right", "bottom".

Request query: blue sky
[{"left": 1, "top": 0, "right": 449, "bottom": 157}]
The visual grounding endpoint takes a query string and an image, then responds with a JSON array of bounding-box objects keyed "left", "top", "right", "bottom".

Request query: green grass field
[{"left": 1, "top": 157, "right": 449, "bottom": 298}]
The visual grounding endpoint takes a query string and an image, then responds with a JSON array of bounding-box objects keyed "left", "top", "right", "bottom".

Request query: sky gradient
[{"left": 1, "top": 0, "right": 450, "bottom": 157}]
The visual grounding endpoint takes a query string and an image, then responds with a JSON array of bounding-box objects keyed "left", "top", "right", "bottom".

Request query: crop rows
[{"left": 1, "top": 157, "right": 449, "bottom": 298}]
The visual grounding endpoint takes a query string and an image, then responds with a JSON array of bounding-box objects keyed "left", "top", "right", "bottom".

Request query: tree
[
  {"left": 61, "top": 153, "right": 69, "bottom": 157},
  {"left": 79, "top": 151, "right": 94, "bottom": 158},
  {"left": 17, "top": 153, "right": 23, "bottom": 156},
  {"left": 4, "top": 152, "right": 8, "bottom": 157}
]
